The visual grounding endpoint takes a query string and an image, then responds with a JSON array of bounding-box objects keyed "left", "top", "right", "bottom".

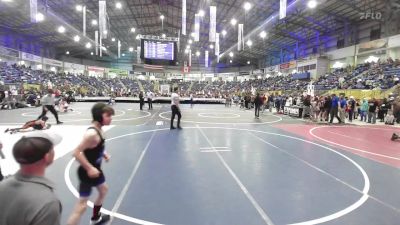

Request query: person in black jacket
[
  {"left": 139, "top": 91, "right": 144, "bottom": 110},
  {"left": 324, "top": 96, "right": 332, "bottom": 122},
  {"left": 348, "top": 96, "right": 356, "bottom": 122},
  {"left": 254, "top": 93, "right": 263, "bottom": 118}
]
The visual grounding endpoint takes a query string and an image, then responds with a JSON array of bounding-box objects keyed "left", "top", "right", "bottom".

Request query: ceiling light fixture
[
  {"left": 307, "top": 0, "right": 317, "bottom": 9},
  {"left": 73, "top": 35, "right": 80, "bottom": 42},
  {"left": 243, "top": 2, "right": 252, "bottom": 11},
  {"left": 221, "top": 30, "right": 227, "bottom": 36},
  {"left": 259, "top": 31, "right": 267, "bottom": 39},
  {"left": 198, "top": 10, "right": 205, "bottom": 17},
  {"left": 76, "top": 5, "right": 83, "bottom": 12},
  {"left": 36, "top": 13, "right": 45, "bottom": 22},
  {"left": 246, "top": 40, "right": 253, "bottom": 47},
  {"left": 57, "top": 26, "right": 66, "bottom": 33},
  {"left": 230, "top": 18, "right": 237, "bottom": 26}
]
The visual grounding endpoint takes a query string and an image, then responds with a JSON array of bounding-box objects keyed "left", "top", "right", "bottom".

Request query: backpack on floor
[{"left": 385, "top": 114, "right": 395, "bottom": 125}]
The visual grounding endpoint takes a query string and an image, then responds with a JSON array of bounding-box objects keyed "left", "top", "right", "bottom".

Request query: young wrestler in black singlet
[{"left": 67, "top": 103, "right": 114, "bottom": 225}]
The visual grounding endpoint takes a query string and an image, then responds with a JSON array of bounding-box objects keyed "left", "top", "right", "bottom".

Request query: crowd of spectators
[{"left": 1, "top": 58, "right": 400, "bottom": 109}]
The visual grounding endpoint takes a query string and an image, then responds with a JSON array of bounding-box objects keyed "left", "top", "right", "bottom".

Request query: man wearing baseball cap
[{"left": 0, "top": 131, "right": 62, "bottom": 225}]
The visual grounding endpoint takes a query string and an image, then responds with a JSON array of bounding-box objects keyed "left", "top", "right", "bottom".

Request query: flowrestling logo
[{"left": 360, "top": 12, "right": 383, "bottom": 20}]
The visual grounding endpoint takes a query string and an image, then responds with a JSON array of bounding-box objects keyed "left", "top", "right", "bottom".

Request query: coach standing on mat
[
  {"left": 147, "top": 90, "right": 154, "bottom": 110},
  {"left": 38, "top": 89, "right": 63, "bottom": 124},
  {"left": 139, "top": 91, "right": 144, "bottom": 110},
  {"left": 0, "top": 132, "right": 62, "bottom": 225},
  {"left": 254, "top": 93, "right": 262, "bottom": 118},
  {"left": 170, "top": 87, "right": 182, "bottom": 129}
]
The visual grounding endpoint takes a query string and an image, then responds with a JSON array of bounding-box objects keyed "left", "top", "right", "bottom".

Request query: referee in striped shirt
[{"left": 38, "top": 89, "right": 63, "bottom": 124}]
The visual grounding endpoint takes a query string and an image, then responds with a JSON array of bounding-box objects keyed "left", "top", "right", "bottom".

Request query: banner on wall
[
  {"left": 358, "top": 38, "right": 388, "bottom": 53},
  {"left": 280, "top": 0, "right": 287, "bottom": 19},
  {"left": 21, "top": 52, "right": 42, "bottom": 63},
  {"left": 182, "top": 0, "right": 186, "bottom": 35},
  {"left": 30, "top": 0, "right": 37, "bottom": 23},
  {"left": 280, "top": 60, "right": 297, "bottom": 70},
  {"left": 252, "top": 69, "right": 264, "bottom": 75},
  {"left": 209, "top": 6, "right": 216, "bottom": 42},
  {"left": 194, "top": 14, "right": 200, "bottom": 42},
  {"left": 99, "top": 1, "right": 108, "bottom": 39},
  {"left": 0, "top": 46, "right": 20, "bottom": 58},
  {"left": 88, "top": 66, "right": 105, "bottom": 72},
  {"left": 205, "top": 50, "right": 209, "bottom": 68},
  {"left": 107, "top": 68, "right": 128, "bottom": 76},
  {"left": 43, "top": 58, "right": 62, "bottom": 67},
  {"left": 64, "top": 62, "right": 85, "bottom": 71}
]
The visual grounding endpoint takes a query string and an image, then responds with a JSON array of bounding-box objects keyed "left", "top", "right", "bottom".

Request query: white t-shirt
[
  {"left": 171, "top": 93, "right": 180, "bottom": 106},
  {"left": 147, "top": 92, "right": 154, "bottom": 99}
]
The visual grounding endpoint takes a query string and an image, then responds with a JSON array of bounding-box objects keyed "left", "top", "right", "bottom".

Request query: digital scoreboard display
[{"left": 143, "top": 40, "right": 175, "bottom": 61}]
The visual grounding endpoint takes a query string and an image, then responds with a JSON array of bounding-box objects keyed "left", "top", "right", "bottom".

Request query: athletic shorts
[{"left": 77, "top": 167, "right": 106, "bottom": 197}]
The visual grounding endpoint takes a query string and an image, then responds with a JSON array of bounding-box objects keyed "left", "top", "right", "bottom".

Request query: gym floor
[{"left": 0, "top": 102, "right": 399, "bottom": 225}]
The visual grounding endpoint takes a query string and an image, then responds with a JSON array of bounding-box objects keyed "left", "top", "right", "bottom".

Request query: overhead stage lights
[
  {"left": 191, "top": 32, "right": 196, "bottom": 38},
  {"left": 57, "top": 26, "right": 66, "bottom": 33},
  {"left": 188, "top": 39, "right": 193, "bottom": 44},
  {"left": 198, "top": 10, "right": 205, "bottom": 17},
  {"left": 162, "top": 34, "right": 166, "bottom": 38},
  {"left": 73, "top": 35, "right": 80, "bottom": 42},
  {"left": 85, "top": 42, "right": 92, "bottom": 49},
  {"left": 103, "top": 30, "right": 108, "bottom": 35},
  {"left": 184, "top": 49, "right": 189, "bottom": 54},
  {"left": 259, "top": 31, "right": 267, "bottom": 39},
  {"left": 307, "top": 0, "right": 317, "bottom": 9},
  {"left": 195, "top": 51, "right": 200, "bottom": 56},
  {"left": 36, "top": 13, "right": 45, "bottom": 22},
  {"left": 160, "top": 15, "right": 165, "bottom": 20},
  {"left": 66, "top": 51, "right": 70, "bottom": 55},
  {"left": 243, "top": 2, "right": 252, "bottom": 11},
  {"left": 230, "top": 18, "right": 237, "bottom": 26},
  {"left": 229, "top": 52, "right": 234, "bottom": 57},
  {"left": 229, "top": 60, "right": 233, "bottom": 63},
  {"left": 122, "top": 53, "right": 125, "bottom": 57},
  {"left": 111, "top": 38, "right": 116, "bottom": 42},
  {"left": 91, "top": 20, "right": 98, "bottom": 26},
  {"left": 76, "top": 5, "right": 83, "bottom": 12},
  {"left": 130, "top": 27, "right": 136, "bottom": 33},
  {"left": 221, "top": 30, "right": 227, "bottom": 36},
  {"left": 136, "top": 35, "right": 140, "bottom": 40},
  {"left": 91, "top": 52, "right": 94, "bottom": 55},
  {"left": 209, "top": 44, "right": 214, "bottom": 49},
  {"left": 247, "top": 61, "right": 251, "bottom": 65},
  {"left": 116, "top": 2, "right": 122, "bottom": 9},
  {"left": 129, "top": 47, "right": 134, "bottom": 52}
]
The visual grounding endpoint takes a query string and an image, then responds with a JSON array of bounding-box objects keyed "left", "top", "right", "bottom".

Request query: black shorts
[
  {"left": 77, "top": 167, "right": 105, "bottom": 197},
  {"left": 33, "top": 124, "right": 43, "bottom": 130}
]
